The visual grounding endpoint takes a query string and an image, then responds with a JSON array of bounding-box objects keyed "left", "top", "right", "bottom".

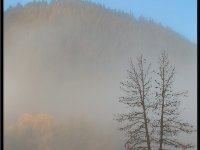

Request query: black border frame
[{"left": 1, "top": 0, "right": 4, "bottom": 150}]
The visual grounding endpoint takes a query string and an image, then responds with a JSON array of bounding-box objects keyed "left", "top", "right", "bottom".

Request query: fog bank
[{"left": 4, "top": 0, "right": 197, "bottom": 149}]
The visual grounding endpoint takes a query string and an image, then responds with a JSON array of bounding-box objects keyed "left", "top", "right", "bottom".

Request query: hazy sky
[{"left": 4, "top": 0, "right": 197, "bottom": 43}]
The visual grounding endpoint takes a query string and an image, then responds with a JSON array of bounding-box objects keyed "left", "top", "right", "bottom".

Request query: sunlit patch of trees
[{"left": 5, "top": 113, "right": 114, "bottom": 150}]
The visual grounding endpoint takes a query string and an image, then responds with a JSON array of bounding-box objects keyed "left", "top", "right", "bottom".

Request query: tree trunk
[
  {"left": 159, "top": 97, "right": 164, "bottom": 150},
  {"left": 141, "top": 61, "right": 151, "bottom": 150},
  {"left": 159, "top": 65, "right": 165, "bottom": 150},
  {"left": 143, "top": 104, "right": 151, "bottom": 150}
]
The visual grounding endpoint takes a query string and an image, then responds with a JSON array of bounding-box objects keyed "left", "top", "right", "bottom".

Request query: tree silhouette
[
  {"left": 116, "top": 52, "right": 195, "bottom": 150},
  {"left": 152, "top": 51, "right": 195, "bottom": 149},
  {"left": 115, "top": 55, "right": 152, "bottom": 150}
]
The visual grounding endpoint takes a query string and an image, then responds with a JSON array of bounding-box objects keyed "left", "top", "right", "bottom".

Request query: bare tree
[
  {"left": 116, "top": 56, "right": 152, "bottom": 150},
  {"left": 152, "top": 51, "right": 195, "bottom": 149}
]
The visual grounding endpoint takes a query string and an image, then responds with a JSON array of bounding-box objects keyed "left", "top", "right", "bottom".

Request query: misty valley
[{"left": 4, "top": 0, "right": 197, "bottom": 150}]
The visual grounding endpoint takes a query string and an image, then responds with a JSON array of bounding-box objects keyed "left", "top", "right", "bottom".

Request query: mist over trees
[
  {"left": 116, "top": 52, "right": 195, "bottom": 150},
  {"left": 4, "top": 0, "right": 196, "bottom": 150}
]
